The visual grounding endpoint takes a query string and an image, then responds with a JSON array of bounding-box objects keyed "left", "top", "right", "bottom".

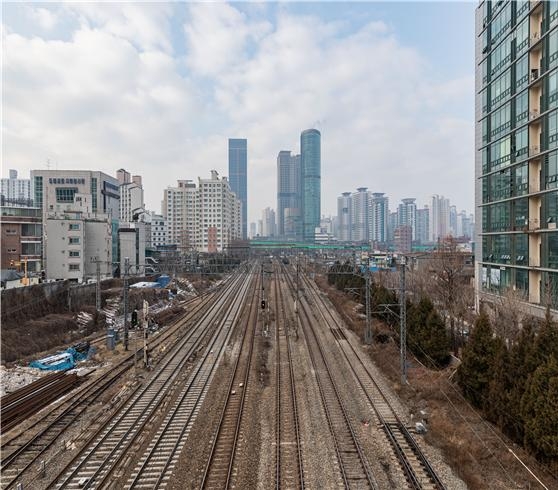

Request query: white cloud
[
  {"left": 26, "top": 6, "right": 58, "bottom": 31},
  {"left": 3, "top": 3, "right": 474, "bottom": 222}
]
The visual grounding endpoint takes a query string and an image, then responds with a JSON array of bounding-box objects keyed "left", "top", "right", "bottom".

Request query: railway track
[
  {"left": 200, "top": 267, "right": 261, "bottom": 489},
  {"left": 0, "top": 371, "right": 81, "bottom": 435},
  {"left": 274, "top": 266, "right": 304, "bottom": 489},
  {"left": 283, "top": 265, "right": 378, "bottom": 489},
  {"left": 125, "top": 269, "right": 257, "bottom": 489},
  {"left": 300, "top": 271, "right": 446, "bottom": 490},
  {"left": 47, "top": 270, "right": 251, "bottom": 489},
  {"left": 0, "top": 289, "right": 214, "bottom": 490}
]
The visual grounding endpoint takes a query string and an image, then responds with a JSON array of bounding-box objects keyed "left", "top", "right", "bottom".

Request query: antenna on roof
[{"left": 46, "top": 158, "right": 51, "bottom": 170}]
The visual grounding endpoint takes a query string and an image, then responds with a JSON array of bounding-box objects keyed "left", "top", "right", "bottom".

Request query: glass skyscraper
[
  {"left": 277, "top": 150, "right": 302, "bottom": 239},
  {"left": 301, "top": 129, "right": 321, "bottom": 242},
  {"left": 228, "top": 138, "right": 247, "bottom": 239},
  {"left": 476, "top": 1, "right": 558, "bottom": 313}
]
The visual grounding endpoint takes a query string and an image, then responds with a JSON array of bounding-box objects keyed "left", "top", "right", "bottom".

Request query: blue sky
[{"left": 2, "top": 2, "right": 476, "bottom": 220}]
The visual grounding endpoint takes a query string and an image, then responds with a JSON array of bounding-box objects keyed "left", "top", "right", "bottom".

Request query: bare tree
[{"left": 424, "top": 237, "right": 475, "bottom": 355}]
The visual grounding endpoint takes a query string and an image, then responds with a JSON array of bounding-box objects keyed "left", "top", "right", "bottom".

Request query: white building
[
  {"left": 196, "top": 171, "right": 241, "bottom": 252},
  {"left": 261, "top": 207, "right": 277, "bottom": 238},
  {"left": 163, "top": 180, "right": 197, "bottom": 249},
  {"left": 45, "top": 206, "right": 112, "bottom": 282},
  {"left": 337, "top": 192, "right": 352, "bottom": 242},
  {"left": 148, "top": 213, "right": 168, "bottom": 248},
  {"left": 370, "top": 192, "right": 389, "bottom": 245},
  {"left": 429, "top": 194, "right": 451, "bottom": 242},
  {"left": 351, "top": 187, "right": 370, "bottom": 243},
  {"left": 162, "top": 171, "right": 241, "bottom": 253},
  {"left": 118, "top": 170, "right": 144, "bottom": 224},
  {"left": 397, "top": 198, "right": 417, "bottom": 241},
  {"left": 31, "top": 170, "right": 120, "bottom": 278},
  {"left": 1, "top": 169, "right": 31, "bottom": 203}
]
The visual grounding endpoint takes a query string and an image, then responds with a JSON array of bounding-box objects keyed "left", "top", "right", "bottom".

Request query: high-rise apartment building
[
  {"left": 1, "top": 169, "right": 31, "bottom": 203},
  {"left": 351, "top": 187, "right": 370, "bottom": 243},
  {"left": 397, "top": 198, "right": 417, "bottom": 241},
  {"left": 162, "top": 172, "right": 241, "bottom": 253},
  {"left": 370, "top": 192, "right": 389, "bottom": 246},
  {"left": 429, "top": 194, "right": 450, "bottom": 243},
  {"left": 277, "top": 151, "right": 302, "bottom": 239},
  {"left": 228, "top": 138, "right": 247, "bottom": 239},
  {"left": 301, "top": 129, "right": 321, "bottom": 242},
  {"left": 416, "top": 206, "right": 430, "bottom": 245},
  {"left": 163, "top": 180, "right": 197, "bottom": 249},
  {"left": 337, "top": 192, "right": 352, "bottom": 242},
  {"left": 476, "top": 1, "right": 558, "bottom": 312}
]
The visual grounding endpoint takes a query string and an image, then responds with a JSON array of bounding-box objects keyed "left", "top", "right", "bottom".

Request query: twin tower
[
  {"left": 229, "top": 129, "right": 321, "bottom": 242},
  {"left": 277, "top": 129, "right": 321, "bottom": 242}
]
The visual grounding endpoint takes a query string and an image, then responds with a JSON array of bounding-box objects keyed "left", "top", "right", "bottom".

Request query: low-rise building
[{"left": 0, "top": 203, "right": 42, "bottom": 274}]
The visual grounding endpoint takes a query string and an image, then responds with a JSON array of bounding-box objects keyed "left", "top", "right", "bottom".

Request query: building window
[
  {"left": 91, "top": 178, "right": 98, "bottom": 212},
  {"left": 69, "top": 250, "right": 80, "bottom": 257},
  {"left": 69, "top": 223, "right": 80, "bottom": 231},
  {"left": 69, "top": 264, "right": 80, "bottom": 271},
  {"left": 56, "top": 187, "right": 78, "bottom": 203},
  {"left": 515, "top": 90, "right": 528, "bottom": 125},
  {"left": 491, "top": 70, "right": 511, "bottom": 107},
  {"left": 490, "top": 102, "right": 511, "bottom": 139},
  {"left": 34, "top": 176, "right": 43, "bottom": 209},
  {"left": 5, "top": 229, "right": 17, "bottom": 235},
  {"left": 515, "top": 55, "right": 529, "bottom": 91},
  {"left": 69, "top": 237, "right": 80, "bottom": 245}
]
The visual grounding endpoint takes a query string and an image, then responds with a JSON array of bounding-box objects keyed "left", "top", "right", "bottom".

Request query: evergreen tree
[
  {"left": 407, "top": 298, "right": 450, "bottom": 367},
  {"left": 486, "top": 337, "right": 515, "bottom": 432},
  {"left": 520, "top": 356, "right": 558, "bottom": 464},
  {"left": 457, "top": 313, "right": 497, "bottom": 409},
  {"left": 507, "top": 321, "right": 537, "bottom": 443}
]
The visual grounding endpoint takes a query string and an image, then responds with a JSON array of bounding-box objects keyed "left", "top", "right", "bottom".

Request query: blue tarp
[{"left": 30, "top": 346, "right": 92, "bottom": 371}]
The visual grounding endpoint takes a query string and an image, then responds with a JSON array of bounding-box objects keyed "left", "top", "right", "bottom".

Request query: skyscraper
[
  {"left": 337, "top": 192, "right": 352, "bottom": 242},
  {"left": 277, "top": 150, "right": 302, "bottom": 239},
  {"left": 351, "top": 187, "right": 370, "bottom": 243},
  {"left": 301, "top": 129, "right": 321, "bottom": 241},
  {"left": 429, "top": 194, "right": 450, "bottom": 243},
  {"left": 397, "top": 198, "right": 417, "bottom": 241},
  {"left": 476, "top": 1, "right": 558, "bottom": 313},
  {"left": 370, "top": 192, "right": 389, "bottom": 245},
  {"left": 228, "top": 138, "right": 247, "bottom": 239}
]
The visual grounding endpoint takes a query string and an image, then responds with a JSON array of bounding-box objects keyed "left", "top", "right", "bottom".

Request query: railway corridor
[{"left": 3, "top": 261, "right": 465, "bottom": 490}]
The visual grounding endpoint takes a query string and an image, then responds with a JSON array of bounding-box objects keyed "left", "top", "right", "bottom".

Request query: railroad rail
[
  {"left": 0, "top": 371, "right": 81, "bottom": 434},
  {"left": 49, "top": 270, "right": 251, "bottom": 489},
  {"left": 125, "top": 270, "right": 257, "bottom": 489},
  {"left": 274, "top": 266, "right": 304, "bottom": 489},
  {"left": 1, "top": 287, "right": 215, "bottom": 489},
  {"left": 300, "top": 271, "right": 446, "bottom": 490},
  {"left": 200, "top": 267, "right": 260, "bottom": 489},
  {"left": 283, "top": 265, "right": 378, "bottom": 489}
]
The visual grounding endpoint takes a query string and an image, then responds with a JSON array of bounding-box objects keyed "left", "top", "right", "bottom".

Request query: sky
[{"left": 2, "top": 1, "right": 476, "bottom": 223}]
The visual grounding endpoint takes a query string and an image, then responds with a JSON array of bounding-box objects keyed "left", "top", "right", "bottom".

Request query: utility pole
[
  {"left": 143, "top": 300, "right": 149, "bottom": 368},
  {"left": 95, "top": 258, "right": 101, "bottom": 313},
  {"left": 399, "top": 256, "right": 407, "bottom": 384},
  {"left": 364, "top": 256, "right": 373, "bottom": 345},
  {"left": 123, "top": 257, "right": 130, "bottom": 351}
]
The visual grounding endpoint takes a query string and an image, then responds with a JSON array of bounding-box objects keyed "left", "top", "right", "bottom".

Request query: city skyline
[{"left": 3, "top": 2, "right": 474, "bottom": 222}]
